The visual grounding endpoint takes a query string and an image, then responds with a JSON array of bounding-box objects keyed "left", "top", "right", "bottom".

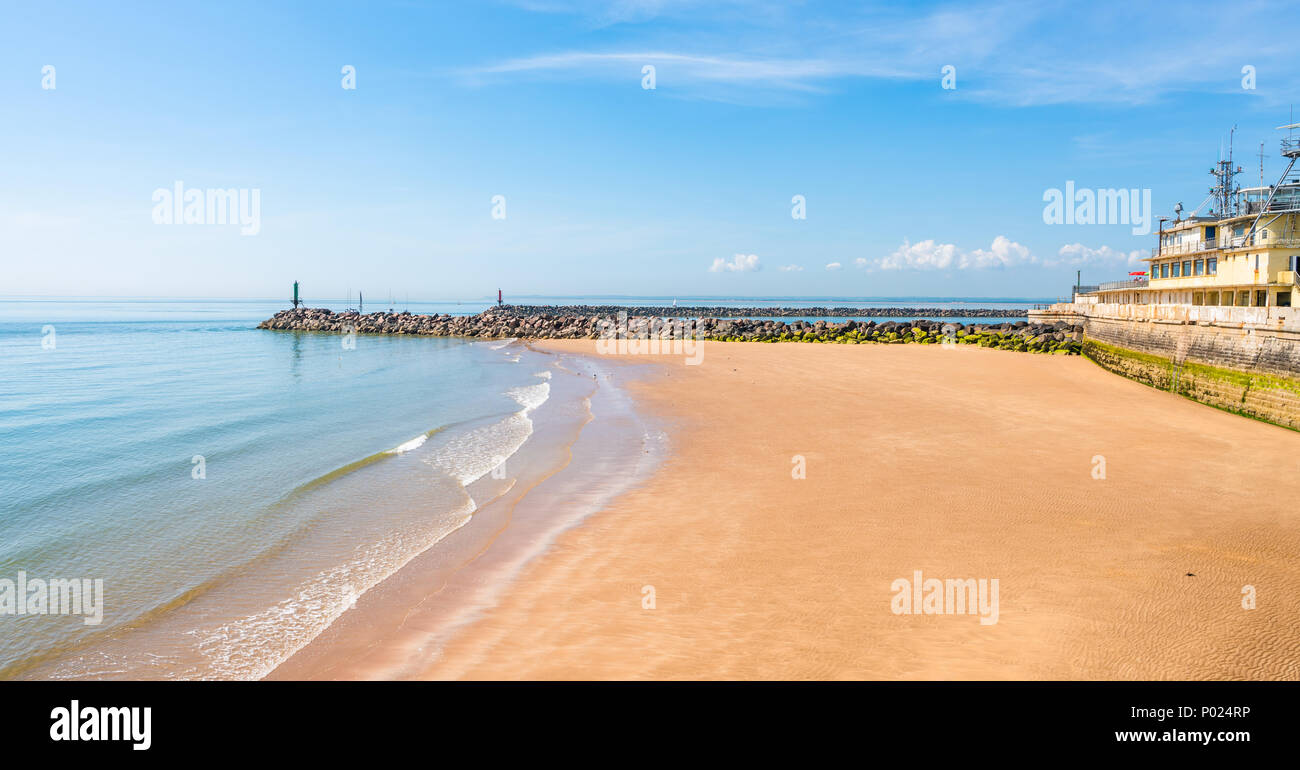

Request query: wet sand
[
  {"left": 267, "top": 346, "right": 664, "bottom": 680},
  {"left": 410, "top": 341, "right": 1300, "bottom": 680}
]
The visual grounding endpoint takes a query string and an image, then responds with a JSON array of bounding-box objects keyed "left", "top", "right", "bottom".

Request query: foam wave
[
  {"left": 423, "top": 382, "right": 549, "bottom": 487},
  {"left": 197, "top": 496, "right": 478, "bottom": 680},
  {"left": 186, "top": 377, "right": 553, "bottom": 678},
  {"left": 386, "top": 434, "right": 428, "bottom": 454},
  {"left": 507, "top": 381, "right": 550, "bottom": 412},
  {"left": 424, "top": 413, "right": 531, "bottom": 486}
]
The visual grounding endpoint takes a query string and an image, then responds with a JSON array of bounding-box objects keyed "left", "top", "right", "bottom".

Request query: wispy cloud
[
  {"left": 468, "top": 50, "right": 907, "bottom": 96},
  {"left": 471, "top": 0, "right": 1300, "bottom": 105}
]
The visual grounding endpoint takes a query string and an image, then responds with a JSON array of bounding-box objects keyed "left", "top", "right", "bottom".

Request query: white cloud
[
  {"left": 709, "top": 253, "right": 761, "bottom": 272},
  {"left": 966, "top": 235, "right": 1034, "bottom": 269},
  {"left": 777, "top": 264, "right": 803, "bottom": 272},
  {"left": 865, "top": 237, "right": 1151, "bottom": 272},
  {"left": 825, "top": 262, "right": 842, "bottom": 270},
  {"left": 872, "top": 236, "right": 1036, "bottom": 271},
  {"left": 1052, "top": 243, "right": 1145, "bottom": 266},
  {"left": 874, "top": 240, "right": 962, "bottom": 270}
]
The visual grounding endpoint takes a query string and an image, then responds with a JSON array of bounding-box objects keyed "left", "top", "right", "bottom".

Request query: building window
[
  {"left": 1206, "top": 225, "right": 1217, "bottom": 241},
  {"left": 1172, "top": 262, "right": 1181, "bottom": 277},
  {"left": 1278, "top": 292, "right": 1292, "bottom": 307},
  {"left": 1161, "top": 263, "right": 1170, "bottom": 278},
  {"left": 1207, "top": 258, "right": 1217, "bottom": 274},
  {"left": 1194, "top": 259, "right": 1204, "bottom": 275},
  {"left": 1182, "top": 260, "right": 1191, "bottom": 276},
  {"left": 1151, "top": 264, "right": 1158, "bottom": 279}
]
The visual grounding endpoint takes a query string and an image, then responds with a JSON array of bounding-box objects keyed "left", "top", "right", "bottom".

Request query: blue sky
[{"left": 3, "top": 0, "right": 1299, "bottom": 300}]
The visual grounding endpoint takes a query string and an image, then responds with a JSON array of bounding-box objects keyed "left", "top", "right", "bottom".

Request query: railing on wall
[
  {"left": 1152, "top": 235, "right": 1300, "bottom": 258},
  {"left": 1032, "top": 302, "right": 1300, "bottom": 329},
  {"left": 1097, "top": 278, "right": 1148, "bottom": 291},
  {"left": 1152, "top": 240, "right": 1216, "bottom": 258}
]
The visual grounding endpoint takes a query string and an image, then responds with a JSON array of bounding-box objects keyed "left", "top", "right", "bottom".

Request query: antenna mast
[{"left": 1209, "top": 125, "right": 1241, "bottom": 218}]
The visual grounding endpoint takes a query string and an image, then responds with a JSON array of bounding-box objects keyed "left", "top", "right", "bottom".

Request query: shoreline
[
  {"left": 8, "top": 337, "right": 632, "bottom": 681},
  {"left": 265, "top": 344, "right": 665, "bottom": 680}
]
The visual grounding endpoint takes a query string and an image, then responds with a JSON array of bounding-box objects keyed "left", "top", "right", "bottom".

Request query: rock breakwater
[
  {"left": 502, "top": 304, "right": 1027, "bottom": 319},
  {"left": 259, "top": 307, "right": 1084, "bottom": 355}
]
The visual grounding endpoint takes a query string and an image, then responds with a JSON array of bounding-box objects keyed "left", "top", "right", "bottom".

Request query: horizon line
[{"left": 0, "top": 293, "right": 1057, "bottom": 303}]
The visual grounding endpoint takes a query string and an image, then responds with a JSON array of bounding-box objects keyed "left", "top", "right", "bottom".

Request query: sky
[{"left": 3, "top": 0, "right": 1300, "bottom": 301}]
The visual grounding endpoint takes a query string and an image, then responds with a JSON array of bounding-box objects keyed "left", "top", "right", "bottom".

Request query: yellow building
[{"left": 1086, "top": 132, "right": 1300, "bottom": 310}]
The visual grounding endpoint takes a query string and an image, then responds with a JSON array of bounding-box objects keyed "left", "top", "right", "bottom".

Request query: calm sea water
[
  {"left": 0, "top": 296, "right": 1037, "bottom": 679},
  {"left": 0, "top": 299, "right": 557, "bottom": 678}
]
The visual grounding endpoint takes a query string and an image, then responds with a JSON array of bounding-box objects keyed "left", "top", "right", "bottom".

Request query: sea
[{"left": 0, "top": 296, "right": 1038, "bottom": 679}]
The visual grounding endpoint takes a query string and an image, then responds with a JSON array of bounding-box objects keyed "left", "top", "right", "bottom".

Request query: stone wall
[
  {"left": 1081, "top": 315, "right": 1300, "bottom": 379},
  {"left": 1031, "top": 307, "right": 1300, "bottom": 430}
]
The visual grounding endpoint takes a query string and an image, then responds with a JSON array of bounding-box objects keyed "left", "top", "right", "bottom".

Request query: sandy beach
[{"left": 405, "top": 340, "right": 1300, "bottom": 680}]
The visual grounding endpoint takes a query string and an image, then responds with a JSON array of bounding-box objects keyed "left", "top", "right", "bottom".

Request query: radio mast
[{"left": 1209, "top": 126, "right": 1241, "bottom": 218}]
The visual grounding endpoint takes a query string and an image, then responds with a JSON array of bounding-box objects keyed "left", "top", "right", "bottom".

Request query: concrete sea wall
[{"left": 1031, "top": 304, "right": 1300, "bottom": 430}]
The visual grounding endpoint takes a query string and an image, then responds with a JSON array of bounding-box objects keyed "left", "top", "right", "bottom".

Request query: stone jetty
[
  {"left": 503, "top": 304, "right": 1027, "bottom": 318},
  {"left": 259, "top": 306, "right": 1084, "bottom": 355}
]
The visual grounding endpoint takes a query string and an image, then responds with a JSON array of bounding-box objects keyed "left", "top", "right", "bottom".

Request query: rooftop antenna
[
  {"left": 1208, "top": 125, "right": 1241, "bottom": 218},
  {"left": 1242, "top": 121, "right": 1300, "bottom": 245},
  {"left": 1259, "top": 141, "right": 1267, "bottom": 187}
]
